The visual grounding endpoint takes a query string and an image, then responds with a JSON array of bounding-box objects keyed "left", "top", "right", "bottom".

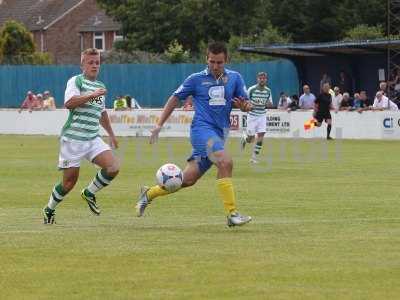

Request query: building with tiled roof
[{"left": 0, "top": 0, "right": 121, "bottom": 64}]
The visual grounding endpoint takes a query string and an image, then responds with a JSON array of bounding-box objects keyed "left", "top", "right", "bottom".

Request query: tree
[
  {"left": 343, "top": 24, "right": 385, "bottom": 41},
  {"left": 0, "top": 20, "right": 52, "bottom": 64},
  {"left": 97, "top": 0, "right": 269, "bottom": 53},
  {"left": 0, "top": 20, "right": 35, "bottom": 57},
  {"left": 164, "top": 40, "right": 190, "bottom": 63},
  {"left": 228, "top": 24, "right": 291, "bottom": 62},
  {"left": 268, "top": 0, "right": 387, "bottom": 42}
]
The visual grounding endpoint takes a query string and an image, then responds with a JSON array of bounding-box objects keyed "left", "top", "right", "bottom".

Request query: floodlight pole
[
  {"left": 387, "top": 0, "right": 390, "bottom": 84},
  {"left": 387, "top": 0, "right": 400, "bottom": 100}
]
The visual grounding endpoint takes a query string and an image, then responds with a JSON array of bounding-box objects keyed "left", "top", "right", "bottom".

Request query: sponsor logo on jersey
[{"left": 208, "top": 86, "right": 226, "bottom": 106}]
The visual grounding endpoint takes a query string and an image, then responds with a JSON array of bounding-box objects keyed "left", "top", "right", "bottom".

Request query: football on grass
[{"left": 156, "top": 163, "right": 183, "bottom": 192}]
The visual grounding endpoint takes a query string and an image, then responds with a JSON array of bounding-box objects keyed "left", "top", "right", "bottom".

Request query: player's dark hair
[{"left": 207, "top": 42, "right": 228, "bottom": 58}]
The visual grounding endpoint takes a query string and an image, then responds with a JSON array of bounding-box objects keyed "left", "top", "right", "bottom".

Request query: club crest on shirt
[
  {"left": 222, "top": 75, "right": 228, "bottom": 85},
  {"left": 208, "top": 86, "right": 226, "bottom": 106}
]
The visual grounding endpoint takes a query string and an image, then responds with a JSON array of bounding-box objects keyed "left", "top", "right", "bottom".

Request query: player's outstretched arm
[
  {"left": 65, "top": 88, "right": 106, "bottom": 109},
  {"left": 100, "top": 111, "right": 118, "bottom": 149},
  {"left": 150, "top": 95, "right": 180, "bottom": 144}
]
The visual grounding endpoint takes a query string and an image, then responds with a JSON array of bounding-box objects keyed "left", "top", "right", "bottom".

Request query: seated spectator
[
  {"left": 113, "top": 95, "right": 128, "bottom": 110},
  {"left": 288, "top": 94, "right": 300, "bottom": 112},
  {"left": 299, "top": 85, "right": 316, "bottom": 109},
  {"left": 34, "top": 93, "right": 44, "bottom": 110},
  {"left": 277, "top": 92, "right": 292, "bottom": 110},
  {"left": 360, "top": 91, "right": 372, "bottom": 107},
  {"left": 353, "top": 91, "right": 372, "bottom": 113},
  {"left": 331, "top": 86, "right": 343, "bottom": 112},
  {"left": 352, "top": 93, "right": 362, "bottom": 109},
  {"left": 379, "top": 81, "right": 388, "bottom": 96},
  {"left": 372, "top": 91, "right": 399, "bottom": 111},
  {"left": 42, "top": 90, "right": 56, "bottom": 110},
  {"left": 126, "top": 95, "right": 141, "bottom": 109},
  {"left": 18, "top": 91, "right": 37, "bottom": 113},
  {"left": 339, "top": 92, "right": 352, "bottom": 111}
]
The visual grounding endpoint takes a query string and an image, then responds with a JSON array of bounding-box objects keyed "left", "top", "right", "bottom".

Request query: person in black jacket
[{"left": 314, "top": 82, "right": 333, "bottom": 140}]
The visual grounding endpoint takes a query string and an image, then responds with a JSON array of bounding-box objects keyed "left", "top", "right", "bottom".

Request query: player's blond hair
[{"left": 80, "top": 48, "right": 100, "bottom": 64}]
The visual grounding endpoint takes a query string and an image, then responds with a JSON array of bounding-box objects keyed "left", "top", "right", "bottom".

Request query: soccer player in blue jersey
[{"left": 136, "top": 42, "right": 252, "bottom": 227}]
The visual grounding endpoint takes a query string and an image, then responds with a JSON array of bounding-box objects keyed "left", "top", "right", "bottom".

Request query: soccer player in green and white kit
[
  {"left": 42, "top": 48, "right": 119, "bottom": 224},
  {"left": 240, "top": 72, "right": 272, "bottom": 163}
]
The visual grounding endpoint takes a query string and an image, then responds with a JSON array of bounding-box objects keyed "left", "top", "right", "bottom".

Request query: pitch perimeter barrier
[
  {"left": 1, "top": 109, "right": 400, "bottom": 140},
  {"left": 0, "top": 60, "right": 298, "bottom": 108}
]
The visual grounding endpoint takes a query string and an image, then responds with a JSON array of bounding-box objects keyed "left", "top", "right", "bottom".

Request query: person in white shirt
[
  {"left": 125, "top": 95, "right": 142, "bottom": 109},
  {"left": 331, "top": 86, "right": 343, "bottom": 112},
  {"left": 277, "top": 92, "right": 292, "bottom": 109},
  {"left": 299, "top": 85, "right": 316, "bottom": 109},
  {"left": 372, "top": 91, "right": 399, "bottom": 111}
]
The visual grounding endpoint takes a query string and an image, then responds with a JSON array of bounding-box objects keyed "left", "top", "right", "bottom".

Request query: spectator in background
[
  {"left": 288, "top": 94, "right": 300, "bottom": 112},
  {"left": 18, "top": 91, "right": 37, "bottom": 113},
  {"left": 277, "top": 92, "right": 292, "bottom": 110},
  {"left": 372, "top": 91, "right": 399, "bottom": 111},
  {"left": 388, "top": 69, "right": 400, "bottom": 97},
  {"left": 43, "top": 90, "right": 56, "bottom": 110},
  {"left": 126, "top": 95, "right": 141, "bottom": 109},
  {"left": 299, "top": 85, "right": 316, "bottom": 109},
  {"left": 113, "top": 95, "right": 128, "bottom": 110},
  {"left": 353, "top": 91, "right": 371, "bottom": 113},
  {"left": 352, "top": 93, "right": 363, "bottom": 112},
  {"left": 35, "top": 93, "right": 44, "bottom": 110},
  {"left": 339, "top": 92, "right": 352, "bottom": 111},
  {"left": 360, "top": 91, "right": 372, "bottom": 108},
  {"left": 337, "top": 70, "right": 353, "bottom": 94},
  {"left": 379, "top": 81, "right": 388, "bottom": 96},
  {"left": 320, "top": 73, "right": 332, "bottom": 92},
  {"left": 331, "top": 86, "right": 343, "bottom": 112}
]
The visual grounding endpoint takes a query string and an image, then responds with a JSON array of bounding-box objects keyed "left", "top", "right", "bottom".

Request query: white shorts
[
  {"left": 246, "top": 114, "right": 267, "bottom": 135},
  {"left": 58, "top": 136, "right": 111, "bottom": 169}
]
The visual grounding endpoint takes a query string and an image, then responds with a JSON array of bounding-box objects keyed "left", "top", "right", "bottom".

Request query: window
[
  {"left": 114, "top": 30, "right": 124, "bottom": 42},
  {"left": 93, "top": 32, "right": 105, "bottom": 51}
]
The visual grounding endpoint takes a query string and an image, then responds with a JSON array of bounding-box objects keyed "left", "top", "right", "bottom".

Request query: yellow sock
[
  {"left": 216, "top": 177, "right": 237, "bottom": 215},
  {"left": 147, "top": 185, "right": 171, "bottom": 201}
]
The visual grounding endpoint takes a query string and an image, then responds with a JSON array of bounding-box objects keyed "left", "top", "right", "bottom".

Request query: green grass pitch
[{"left": 1, "top": 135, "right": 400, "bottom": 299}]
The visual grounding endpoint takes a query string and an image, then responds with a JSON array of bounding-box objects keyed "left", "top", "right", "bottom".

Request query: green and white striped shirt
[
  {"left": 61, "top": 74, "right": 105, "bottom": 141},
  {"left": 248, "top": 84, "right": 272, "bottom": 116}
]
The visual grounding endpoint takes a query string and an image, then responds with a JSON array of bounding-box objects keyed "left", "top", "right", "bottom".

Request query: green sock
[
  {"left": 86, "top": 169, "right": 114, "bottom": 195},
  {"left": 47, "top": 183, "right": 67, "bottom": 210}
]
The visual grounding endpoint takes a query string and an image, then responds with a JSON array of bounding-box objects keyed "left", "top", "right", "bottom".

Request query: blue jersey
[{"left": 173, "top": 68, "right": 248, "bottom": 132}]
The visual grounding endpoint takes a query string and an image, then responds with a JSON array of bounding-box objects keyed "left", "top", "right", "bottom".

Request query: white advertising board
[{"left": 1, "top": 109, "right": 400, "bottom": 140}]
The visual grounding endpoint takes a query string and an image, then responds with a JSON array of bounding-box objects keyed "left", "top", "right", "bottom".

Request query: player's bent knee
[
  {"left": 104, "top": 159, "right": 120, "bottom": 177},
  {"left": 63, "top": 178, "right": 77, "bottom": 192},
  {"left": 107, "top": 169, "right": 119, "bottom": 178},
  {"left": 182, "top": 178, "right": 197, "bottom": 187},
  {"left": 216, "top": 158, "right": 233, "bottom": 172}
]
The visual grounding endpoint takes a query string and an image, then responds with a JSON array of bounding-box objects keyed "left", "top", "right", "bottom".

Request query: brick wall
[
  {"left": 44, "top": 0, "right": 99, "bottom": 64},
  {"left": 82, "top": 32, "right": 93, "bottom": 50},
  {"left": 27, "top": 0, "right": 117, "bottom": 64}
]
